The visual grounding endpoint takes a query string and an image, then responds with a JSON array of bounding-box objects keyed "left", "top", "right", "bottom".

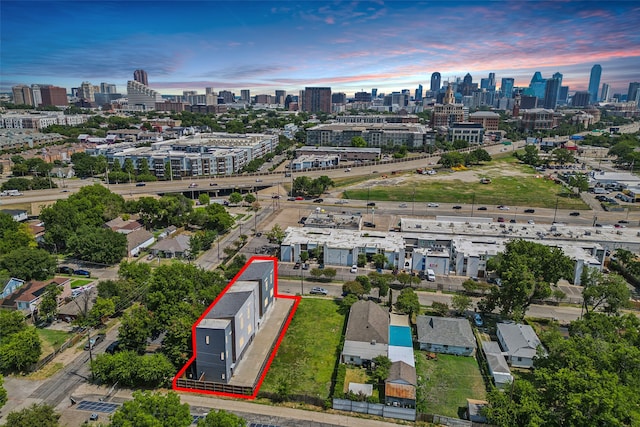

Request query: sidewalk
[{"left": 69, "top": 384, "right": 407, "bottom": 427}]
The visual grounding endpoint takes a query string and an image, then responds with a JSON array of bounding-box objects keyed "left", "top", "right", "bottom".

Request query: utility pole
[{"left": 552, "top": 197, "right": 559, "bottom": 223}]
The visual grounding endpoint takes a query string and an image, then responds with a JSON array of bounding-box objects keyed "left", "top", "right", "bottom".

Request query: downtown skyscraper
[{"left": 588, "top": 64, "right": 602, "bottom": 104}]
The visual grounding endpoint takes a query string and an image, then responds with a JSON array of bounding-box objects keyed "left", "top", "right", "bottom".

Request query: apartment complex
[{"left": 306, "top": 122, "right": 435, "bottom": 149}]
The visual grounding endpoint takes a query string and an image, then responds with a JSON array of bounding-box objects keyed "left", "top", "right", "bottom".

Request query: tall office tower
[
  {"left": 543, "top": 73, "right": 562, "bottom": 109},
  {"left": 303, "top": 87, "right": 331, "bottom": 113},
  {"left": 31, "top": 85, "right": 42, "bottom": 107},
  {"left": 559, "top": 86, "right": 569, "bottom": 105},
  {"left": 480, "top": 78, "right": 490, "bottom": 90},
  {"left": 588, "top": 64, "right": 602, "bottom": 103},
  {"left": 218, "top": 91, "right": 235, "bottom": 104},
  {"left": 572, "top": 91, "right": 591, "bottom": 107},
  {"left": 430, "top": 72, "right": 441, "bottom": 92},
  {"left": 275, "top": 90, "right": 286, "bottom": 104},
  {"left": 133, "top": 69, "right": 149, "bottom": 86},
  {"left": 460, "top": 73, "right": 473, "bottom": 96},
  {"left": 11, "top": 85, "right": 32, "bottom": 106},
  {"left": 500, "top": 78, "right": 514, "bottom": 99},
  {"left": 205, "top": 88, "right": 217, "bottom": 105},
  {"left": 40, "top": 85, "right": 68, "bottom": 107},
  {"left": 205, "top": 87, "right": 215, "bottom": 95},
  {"left": 488, "top": 73, "right": 496, "bottom": 91},
  {"left": 240, "top": 89, "right": 251, "bottom": 103},
  {"left": 627, "top": 82, "right": 640, "bottom": 105},
  {"left": 78, "top": 81, "right": 95, "bottom": 101},
  {"left": 529, "top": 72, "right": 546, "bottom": 99},
  {"left": 100, "top": 83, "right": 117, "bottom": 93},
  {"left": 415, "top": 84, "right": 423, "bottom": 101},
  {"left": 600, "top": 83, "right": 611, "bottom": 102},
  {"left": 371, "top": 88, "right": 378, "bottom": 99},
  {"left": 354, "top": 91, "right": 371, "bottom": 102},
  {"left": 332, "top": 92, "right": 347, "bottom": 104}
]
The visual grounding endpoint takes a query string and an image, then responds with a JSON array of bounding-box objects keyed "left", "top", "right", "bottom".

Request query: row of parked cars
[{"left": 56, "top": 266, "right": 91, "bottom": 277}]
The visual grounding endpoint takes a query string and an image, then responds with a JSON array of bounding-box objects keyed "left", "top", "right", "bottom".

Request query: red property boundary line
[{"left": 172, "top": 255, "right": 300, "bottom": 399}]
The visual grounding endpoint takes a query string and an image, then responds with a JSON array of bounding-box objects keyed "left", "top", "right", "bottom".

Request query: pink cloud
[{"left": 325, "top": 16, "right": 335, "bottom": 24}]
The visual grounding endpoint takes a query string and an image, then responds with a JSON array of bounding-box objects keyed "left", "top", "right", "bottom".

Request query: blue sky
[{"left": 1, "top": 1, "right": 639, "bottom": 96}]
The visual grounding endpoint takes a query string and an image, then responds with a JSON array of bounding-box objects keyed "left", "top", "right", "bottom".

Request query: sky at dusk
[{"left": 1, "top": 1, "right": 639, "bottom": 97}]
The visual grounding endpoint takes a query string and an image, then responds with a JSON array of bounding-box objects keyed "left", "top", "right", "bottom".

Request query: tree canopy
[{"left": 110, "top": 391, "right": 191, "bottom": 427}]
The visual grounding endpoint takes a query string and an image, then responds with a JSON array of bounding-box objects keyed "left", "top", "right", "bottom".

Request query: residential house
[
  {"left": 385, "top": 361, "right": 417, "bottom": 408},
  {"left": 105, "top": 217, "right": 144, "bottom": 234},
  {"left": 481, "top": 341, "right": 513, "bottom": 388},
  {"left": 1, "top": 209, "right": 28, "bottom": 222},
  {"left": 127, "top": 228, "right": 155, "bottom": 257},
  {"left": 0, "top": 278, "right": 25, "bottom": 299},
  {"left": 194, "top": 259, "right": 275, "bottom": 383},
  {"left": 416, "top": 316, "right": 476, "bottom": 356},
  {"left": 150, "top": 234, "right": 191, "bottom": 258},
  {"left": 496, "top": 323, "right": 545, "bottom": 368},
  {"left": 341, "top": 300, "right": 389, "bottom": 366},
  {"left": 0, "top": 277, "right": 71, "bottom": 315}
]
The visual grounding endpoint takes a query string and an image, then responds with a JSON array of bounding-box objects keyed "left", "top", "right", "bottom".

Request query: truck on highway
[{"left": 0, "top": 190, "right": 23, "bottom": 196}]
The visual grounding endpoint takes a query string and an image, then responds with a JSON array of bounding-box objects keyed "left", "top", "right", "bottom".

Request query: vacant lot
[
  {"left": 260, "top": 298, "right": 345, "bottom": 400},
  {"left": 340, "top": 157, "right": 588, "bottom": 209},
  {"left": 37, "top": 328, "right": 72, "bottom": 355},
  {"left": 70, "top": 278, "right": 94, "bottom": 289},
  {"left": 415, "top": 351, "right": 486, "bottom": 417}
]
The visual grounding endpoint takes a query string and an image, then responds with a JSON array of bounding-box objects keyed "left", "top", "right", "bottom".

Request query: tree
[
  {"left": 162, "top": 314, "right": 196, "bottom": 367},
  {"left": 299, "top": 251, "right": 309, "bottom": 263},
  {"left": 395, "top": 288, "right": 420, "bottom": 316},
  {"left": 552, "top": 147, "right": 575, "bottom": 165},
  {"left": 340, "top": 294, "right": 359, "bottom": 313},
  {"left": 322, "top": 268, "right": 337, "bottom": 280},
  {"left": 229, "top": 192, "right": 243, "bottom": 205},
  {"left": 0, "top": 327, "right": 42, "bottom": 372},
  {"left": 198, "top": 193, "right": 210, "bottom": 206},
  {"left": 198, "top": 410, "right": 246, "bottom": 427},
  {"left": 439, "top": 152, "right": 466, "bottom": 168},
  {"left": 451, "top": 294, "right": 473, "bottom": 315},
  {"left": 110, "top": 391, "right": 191, "bottom": 427},
  {"left": 67, "top": 226, "right": 127, "bottom": 265},
  {"left": 0, "top": 375, "right": 7, "bottom": 410},
  {"left": 92, "top": 351, "right": 174, "bottom": 388},
  {"left": 372, "top": 253, "right": 387, "bottom": 269},
  {"left": 118, "top": 305, "right": 154, "bottom": 354},
  {"left": 471, "top": 148, "right": 492, "bottom": 163},
  {"left": 1, "top": 247, "right": 56, "bottom": 281},
  {"left": 452, "top": 139, "right": 469, "bottom": 150},
  {"left": 581, "top": 269, "right": 631, "bottom": 315},
  {"left": 38, "top": 284, "right": 62, "bottom": 321},
  {"left": 0, "top": 309, "right": 26, "bottom": 339},
  {"left": 342, "top": 281, "right": 365, "bottom": 297},
  {"left": 243, "top": 193, "right": 256, "bottom": 204},
  {"left": 357, "top": 253, "right": 367, "bottom": 267},
  {"left": 371, "top": 355, "right": 392, "bottom": 383},
  {"left": 351, "top": 136, "right": 367, "bottom": 147},
  {"left": 4, "top": 403, "right": 60, "bottom": 427},
  {"left": 86, "top": 297, "right": 116, "bottom": 327},
  {"left": 266, "top": 223, "right": 286, "bottom": 244},
  {"left": 569, "top": 173, "right": 589, "bottom": 194},
  {"left": 431, "top": 301, "right": 449, "bottom": 316}
]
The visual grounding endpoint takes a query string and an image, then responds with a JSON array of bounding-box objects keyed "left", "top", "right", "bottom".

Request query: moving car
[
  {"left": 528, "top": 220, "right": 535, "bottom": 225},
  {"left": 310, "top": 287, "right": 328, "bottom": 295},
  {"left": 363, "top": 221, "right": 375, "bottom": 228},
  {"left": 313, "top": 198, "right": 323, "bottom": 203},
  {"left": 399, "top": 203, "right": 407, "bottom": 208},
  {"left": 497, "top": 205, "right": 510, "bottom": 210},
  {"left": 189, "top": 183, "right": 198, "bottom": 188},
  {"left": 427, "top": 202, "right": 439, "bottom": 207},
  {"left": 84, "top": 334, "right": 104, "bottom": 350},
  {"left": 453, "top": 205, "right": 462, "bottom": 210},
  {"left": 569, "top": 211, "right": 580, "bottom": 216},
  {"left": 295, "top": 196, "right": 304, "bottom": 201},
  {"left": 209, "top": 182, "right": 218, "bottom": 186},
  {"left": 477, "top": 206, "right": 487, "bottom": 211},
  {"left": 524, "top": 208, "right": 535, "bottom": 213},
  {"left": 135, "top": 182, "right": 146, "bottom": 187},
  {"left": 367, "top": 202, "right": 376, "bottom": 207},
  {"left": 497, "top": 217, "right": 505, "bottom": 222},
  {"left": 256, "top": 179, "right": 262, "bottom": 182}
]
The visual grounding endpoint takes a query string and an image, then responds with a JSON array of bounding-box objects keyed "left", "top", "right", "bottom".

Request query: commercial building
[
  {"left": 468, "top": 111, "right": 500, "bottom": 131},
  {"left": 588, "top": 64, "right": 602, "bottom": 104},
  {"left": 520, "top": 108, "right": 559, "bottom": 131},
  {"left": 40, "top": 86, "right": 68, "bottom": 107},
  {"left": 431, "top": 86, "right": 465, "bottom": 127},
  {"left": 0, "top": 112, "right": 88, "bottom": 130},
  {"left": 448, "top": 122, "right": 484, "bottom": 144},
  {"left": 302, "top": 87, "right": 331, "bottom": 114},
  {"left": 295, "top": 146, "right": 380, "bottom": 161},
  {"left": 133, "top": 69, "right": 149, "bottom": 86},
  {"left": 126, "top": 80, "right": 162, "bottom": 111},
  {"left": 290, "top": 154, "right": 339, "bottom": 170},
  {"left": 572, "top": 91, "right": 591, "bottom": 108},
  {"left": 306, "top": 122, "right": 435, "bottom": 149},
  {"left": 335, "top": 115, "right": 419, "bottom": 124},
  {"left": 12, "top": 85, "right": 33, "bottom": 106}
]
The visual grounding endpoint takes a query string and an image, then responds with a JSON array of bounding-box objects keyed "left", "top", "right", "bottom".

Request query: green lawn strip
[
  {"left": 343, "top": 175, "right": 587, "bottom": 209},
  {"left": 36, "top": 328, "right": 72, "bottom": 355},
  {"left": 415, "top": 351, "right": 486, "bottom": 417},
  {"left": 70, "top": 278, "right": 95, "bottom": 289},
  {"left": 260, "top": 299, "right": 345, "bottom": 399}
]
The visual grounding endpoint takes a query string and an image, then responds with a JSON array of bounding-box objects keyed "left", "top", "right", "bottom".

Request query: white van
[{"left": 426, "top": 269, "right": 436, "bottom": 282}]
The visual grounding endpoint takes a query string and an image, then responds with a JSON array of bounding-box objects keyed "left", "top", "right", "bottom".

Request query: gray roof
[
  {"left": 152, "top": 234, "right": 190, "bottom": 253},
  {"left": 206, "top": 291, "right": 252, "bottom": 319},
  {"left": 387, "top": 361, "right": 417, "bottom": 385},
  {"left": 238, "top": 260, "right": 273, "bottom": 281},
  {"left": 416, "top": 316, "right": 476, "bottom": 349},
  {"left": 482, "top": 341, "right": 503, "bottom": 355},
  {"left": 496, "top": 323, "right": 543, "bottom": 359},
  {"left": 127, "top": 228, "right": 154, "bottom": 252},
  {"left": 344, "top": 300, "right": 389, "bottom": 344},
  {"left": 485, "top": 352, "right": 512, "bottom": 377}
]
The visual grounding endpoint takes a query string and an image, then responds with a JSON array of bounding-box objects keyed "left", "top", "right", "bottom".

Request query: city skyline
[{"left": 1, "top": 1, "right": 639, "bottom": 96}]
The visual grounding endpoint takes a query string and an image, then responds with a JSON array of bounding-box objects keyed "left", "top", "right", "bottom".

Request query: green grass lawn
[
  {"left": 70, "top": 278, "right": 94, "bottom": 289},
  {"left": 415, "top": 351, "right": 486, "bottom": 417},
  {"left": 37, "top": 328, "right": 72, "bottom": 355},
  {"left": 342, "top": 161, "right": 588, "bottom": 209},
  {"left": 260, "top": 298, "right": 346, "bottom": 399}
]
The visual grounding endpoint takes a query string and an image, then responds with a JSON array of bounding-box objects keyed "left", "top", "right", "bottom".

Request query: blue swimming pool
[{"left": 389, "top": 325, "right": 413, "bottom": 347}]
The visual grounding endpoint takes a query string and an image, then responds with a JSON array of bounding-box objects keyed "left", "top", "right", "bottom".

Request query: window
[
  {"left": 517, "top": 357, "right": 522, "bottom": 361},
  {"left": 221, "top": 374, "right": 225, "bottom": 380},
  {"left": 220, "top": 352, "right": 224, "bottom": 361},
  {"left": 205, "top": 336, "right": 209, "bottom": 345}
]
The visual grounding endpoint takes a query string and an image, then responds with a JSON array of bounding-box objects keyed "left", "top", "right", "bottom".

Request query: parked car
[
  {"left": 135, "top": 182, "right": 146, "bottom": 187},
  {"left": 84, "top": 334, "right": 104, "bottom": 350},
  {"left": 524, "top": 208, "right": 535, "bottom": 213},
  {"left": 497, "top": 217, "right": 505, "bottom": 222},
  {"left": 301, "top": 263, "right": 309, "bottom": 270},
  {"left": 105, "top": 340, "right": 121, "bottom": 355},
  {"left": 74, "top": 269, "right": 91, "bottom": 277},
  {"left": 293, "top": 262, "right": 301, "bottom": 270},
  {"left": 350, "top": 265, "right": 358, "bottom": 273},
  {"left": 310, "top": 287, "right": 328, "bottom": 295},
  {"left": 313, "top": 198, "right": 323, "bottom": 203},
  {"left": 427, "top": 202, "right": 439, "bottom": 207},
  {"left": 147, "top": 254, "right": 154, "bottom": 260},
  {"left": 363, "top": 221, "right": 375, "bottom": 228},
  {"left": 295, "top": 196, "right": 304, "bottom": 201},
  {"left": 474, "top": 314, "right": 484, "bottom": 327},
  {"left": 89, "top": 413, "right": 99, "bottom": 421},
  {"left": 57, "top": 266, "right": 74, "bottom": 274},
  {"left": 569, "top": 211, "right": 580, "bottom": 216}
]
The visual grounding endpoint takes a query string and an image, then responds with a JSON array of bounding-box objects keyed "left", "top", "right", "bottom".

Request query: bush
[{"left": 333, "top": 364, "right": 347, "bottom": 398}]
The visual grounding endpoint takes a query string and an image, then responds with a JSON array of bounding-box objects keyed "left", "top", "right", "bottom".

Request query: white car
[
  {"left": 498, "top": 205, "right": 510, "bottom": 210},
  {"left": 399, "top": 203, "right": 407, "bottom": 208},
  {"left": 528, "top": 220, "right": 535, "bottom": 225},
  {"left": 427, "top": 203, "right": 439, "bottom": 207},
  {"left": 350, "top": 265, "right": 358, "bottom": 273}
]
